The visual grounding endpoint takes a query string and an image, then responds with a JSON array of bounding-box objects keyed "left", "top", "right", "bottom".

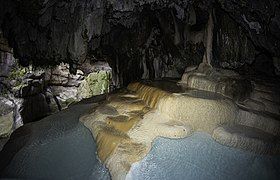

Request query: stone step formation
[
  {"left": 179, "top": 64, "right": 280, "bottom": 154},
  {"left": 80, "top": 65, "right": 280, "bottom": 179}
]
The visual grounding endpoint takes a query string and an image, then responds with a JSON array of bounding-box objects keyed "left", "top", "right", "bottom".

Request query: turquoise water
[
  {"left": 128, "top": 132, "right": 280, "bottom": 180},
  {"left": 0, "top": 96, "right": 110, "bottom": 180}
]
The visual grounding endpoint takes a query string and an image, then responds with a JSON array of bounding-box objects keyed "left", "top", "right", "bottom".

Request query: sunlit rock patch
[
  {"left": 0, "top": 97, "right": 14, "bottom": 138},
  {"left": 0, "top": 96, "right": 22, "bottom": 151},
  {"left": 77, "top": 70, "right": 111, "bottom": 99}
]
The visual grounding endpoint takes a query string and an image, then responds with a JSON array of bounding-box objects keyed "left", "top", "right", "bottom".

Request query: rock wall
[
  {"left": 218, "top": 0, "right": 280, "bottom": 58},
  {"left": 0, "top": 31, "right": 23, "bottom": 137},
  {"left": 0, "top": 98, "right": 14, "bottom": 138},
  {"left": 17, "top": 62, "right": 112, "bottom": 122},
  {"left": 1, "top": 33, "right": 112, "bottom": 127},
  {"left": 1, "top": 0, "right": 279, "bottom": 87},
  {"left": 213, "top": 9, "right": 256, "bottom": 69},
  {"left": 46, "top": 62, "right": 112, "bottom": 109}
]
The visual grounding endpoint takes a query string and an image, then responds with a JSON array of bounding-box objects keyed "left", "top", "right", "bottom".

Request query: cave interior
[{"left": 0, "top": 0, "right": 280, "bottom": 179}]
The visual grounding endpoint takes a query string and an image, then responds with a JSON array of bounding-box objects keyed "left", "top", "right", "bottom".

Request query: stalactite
[
  {"left": 172, "top": 10, "right": 181, "bottom": 45},
  {"left": 141, "top": 55, "right": 149, "bottom": 79},
  {"left": 184, "top": 5, "right": 196, "bottom": 43},
  {"left": 203, "top": 10, "right": 214, "bottom": 66}
]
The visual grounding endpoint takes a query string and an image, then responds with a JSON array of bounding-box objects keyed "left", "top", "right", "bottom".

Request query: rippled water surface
[{"left": 128, "top": 132, "right": 280, "bottom": 180}]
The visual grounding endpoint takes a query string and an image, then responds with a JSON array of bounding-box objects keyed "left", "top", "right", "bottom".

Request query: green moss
[
  {"left": 9, "top": 66, "right": 27, "bottom": 80},
  {"left": 8, "top": 64, "right": 28, "bottom": 89},
  {"left": 77, "top": 71, "right": 111, "bottom": 99},
  {"left": 11, "top": 83, "right": 28, "bottom": 94}
]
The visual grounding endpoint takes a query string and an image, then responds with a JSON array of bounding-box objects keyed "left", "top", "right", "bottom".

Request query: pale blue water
[
  {"left": 1, "top": 96, "right": 279, "bottom": 180},
  {"left": 0, "top": 96, "right": 110, "bottom": 180},
  {"left": 128, "top": 132, "right": 280, "bottom": 180}
]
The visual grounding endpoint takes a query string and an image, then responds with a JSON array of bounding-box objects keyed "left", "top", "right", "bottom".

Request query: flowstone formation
[
  {"left": 180, "top": 63, "right": 252, "bottom": 100},
  {"left": 180, "top": 63, "right": 280, "bottom": 154},
  {"left": 80, "top": 86, "right": 192, "bottom": 179},
  {"left": 81, "top": 68, "right": 280, "bottom": 179}
]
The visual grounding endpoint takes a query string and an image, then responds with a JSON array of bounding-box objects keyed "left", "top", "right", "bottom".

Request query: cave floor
[{"left": 0, "top": 79, "right": 279, "bottom": 180}]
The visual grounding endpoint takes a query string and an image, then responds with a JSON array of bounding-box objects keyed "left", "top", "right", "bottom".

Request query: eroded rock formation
[
  {"left": 1, "top": 32, "right": 112, "bottom": 129},
  {"left": 0, "top": 0, "right": 279, "bottom": 86}
]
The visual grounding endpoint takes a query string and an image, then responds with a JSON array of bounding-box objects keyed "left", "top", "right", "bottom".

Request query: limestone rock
[
  {"left": 77, "top": 71, "right": 111, "bottom": 100},
  {"left": 212, "top": 125, "right": 280, "bottom": 154},
  {"left": 46, "top": 63, "right": 84, "bottom": 87},
  {"left": 0, "top": 112, "right": 13, "bottom": 138},
  {"left": 214, "top": 10, "right": 256, "bottom": 69},
  {"left": 0, "top": 97, "right": 14, "bottom": 115},
  {"left": 0, "top": 97, "right": 15, "bottom": 138},
  {"left": 2, "top": 0, "right": 279, "bottom": 86},
  {"left": 179, "top": 64, "right": 252, "bottom": 100}
]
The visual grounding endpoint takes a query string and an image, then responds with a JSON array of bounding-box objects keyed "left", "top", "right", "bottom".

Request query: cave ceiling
[{"left": 0, "top": 0, "right": 279, "bottom": 75}]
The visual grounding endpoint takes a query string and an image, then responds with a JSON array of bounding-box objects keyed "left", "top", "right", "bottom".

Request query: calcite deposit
[{"left": 81, "top": 65, "right": 280, "bottom": 179}]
